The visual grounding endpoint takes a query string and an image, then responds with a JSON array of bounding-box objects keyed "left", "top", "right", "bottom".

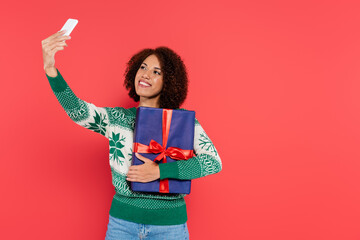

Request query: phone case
[{"left": 60, "top": 18, "right": 78, "bottom": 36}]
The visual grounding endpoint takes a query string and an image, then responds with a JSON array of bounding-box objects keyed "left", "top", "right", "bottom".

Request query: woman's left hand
[{"left": 126, "top": 153, "right": 160, "bottom": 182}]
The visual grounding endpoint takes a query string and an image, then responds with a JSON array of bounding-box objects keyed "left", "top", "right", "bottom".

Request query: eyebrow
[{"left": 142, "top": 62, "right": 161, "bottom": 70}]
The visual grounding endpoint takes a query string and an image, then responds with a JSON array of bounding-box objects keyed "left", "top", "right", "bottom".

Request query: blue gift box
[{"left": 130, "top": 107, "right": 195, "bottom": 194}]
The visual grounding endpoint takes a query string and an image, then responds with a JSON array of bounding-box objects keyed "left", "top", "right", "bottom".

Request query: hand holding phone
[
  {"left": 42, "top": 18, "right": 77, "bottom": 74},
  {"left": 59, "top": 18, "right": 78, "bottom": 36}
]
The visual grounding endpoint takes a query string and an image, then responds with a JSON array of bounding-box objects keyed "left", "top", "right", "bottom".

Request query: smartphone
[{"left": 59, "top": 18, "right": 78, "bottom": 36}]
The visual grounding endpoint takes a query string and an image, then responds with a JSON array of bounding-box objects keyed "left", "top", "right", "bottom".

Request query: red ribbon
[{"left": 133, "top": 109, "right": 194, "bottom": 193}]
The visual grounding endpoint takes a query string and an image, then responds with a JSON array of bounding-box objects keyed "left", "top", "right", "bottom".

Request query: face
[{"left": 134, "top": 54, "right": 164, "bottom": 101}]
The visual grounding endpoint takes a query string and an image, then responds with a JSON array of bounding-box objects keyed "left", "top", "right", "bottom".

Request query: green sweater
[{"left": 45, "top": 68, "right": 222, "bottom": 225}]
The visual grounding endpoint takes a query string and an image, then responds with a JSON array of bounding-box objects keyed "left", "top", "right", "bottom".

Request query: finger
[
  {"left": 53, "top": 30, "right": 67, "bottom": 39},
  {"left": 44, "top": 41, "right": 64, "bottom": 52},
  {"left": 135, "top": 153, "right": 145, "bottom": 163},
  {"left": 129, "top": 166, "right": 139, "bottom": 171},
  {"left": 126, "top": 172, "right": 135, "bottom": 178},
  {"left": 49, "top": 46, "right": 65, "bottom": 56},
  {"left": 45, "top": 37, "right": 69, "bottom": 49},
  {"left": 56, "top": 35, "right": 71, "bottom": 42},
  {"left": 46, "top": 42, "right": 67, "bottom": 54},
  {"left": 43, "top": 36, "right": 70, "bottom": 48},
  {"left": 128, "top": 176, "right": 149, "bottom": 183},
  {"left": 126, "top": 177, "right": 138, "bottom": 182},
  {"left": 127, "top": 169, "right": 140, "bottom": 175},
  {"left": 51, "top": 46, "right": 65, "bottom": 53},
  {"left": 141, "top": 158, "right": 152, "bottom": 162},
  {"left": 48, "top": 41, "right": 68, "bottom": 50},
  {"left": 128, "top": 170, "right": 139, "bottom": 176},
  {"left": 42, "top": 30, "right": 67, "bottom": 45},
  {"left": 135, "top": 153, "right": 152, "bottom": 162}
]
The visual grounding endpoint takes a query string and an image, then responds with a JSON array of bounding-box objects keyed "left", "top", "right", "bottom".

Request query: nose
[{"left": 142, "top": 69, "right": 152, "bottom": 79}]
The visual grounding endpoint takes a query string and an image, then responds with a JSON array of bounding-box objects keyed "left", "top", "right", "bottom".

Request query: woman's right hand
[{"left": 41, "top": 30, "right": 71, "bottom": 72}]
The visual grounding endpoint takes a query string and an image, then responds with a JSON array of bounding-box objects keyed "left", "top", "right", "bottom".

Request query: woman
[{"left": 42, "top": 29, "right": 222, "bottom": 240}]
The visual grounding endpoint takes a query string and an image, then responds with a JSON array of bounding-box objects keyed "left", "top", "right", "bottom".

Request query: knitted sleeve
[
  {"left": 158, "top": 118, "right": 222, "bottom": 180},
  {"left": 45, "top": 68, "right": 110, "bottom": 139}
]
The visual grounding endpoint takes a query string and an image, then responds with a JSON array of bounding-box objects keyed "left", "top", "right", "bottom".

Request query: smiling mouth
[{"left": 139, "top": 80, "right": 151, "bottom": 87}]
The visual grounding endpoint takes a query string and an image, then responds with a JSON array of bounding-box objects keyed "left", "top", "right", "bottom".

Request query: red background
[{"left": 1, "top": 0, "right": 360, "bottom": 239}]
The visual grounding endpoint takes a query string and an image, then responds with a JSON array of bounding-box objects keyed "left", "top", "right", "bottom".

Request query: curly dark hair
[{"left": 123, "top": 46, "right": 188, "bottom": 109}]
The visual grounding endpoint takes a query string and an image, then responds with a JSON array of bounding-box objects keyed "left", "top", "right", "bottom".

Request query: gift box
[{"left": 130, "top": 107, "right": 195, "bottom": 194}]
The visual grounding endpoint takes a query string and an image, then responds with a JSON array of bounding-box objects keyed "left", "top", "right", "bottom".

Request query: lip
[{"left": 138, "top": 79, "right": 152, "bottom": 88}]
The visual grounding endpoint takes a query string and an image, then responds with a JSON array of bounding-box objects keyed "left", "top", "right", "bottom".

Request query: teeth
[{"left": 139, "top": 81, "right": 151, "bottom": 87}]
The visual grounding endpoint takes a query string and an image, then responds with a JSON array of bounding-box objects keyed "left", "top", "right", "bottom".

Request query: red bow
[
  {"left": 133, "top": 109, "right": 194, "bottom": 193},
  {"left": 134, "top": 139, "right": 193, "bottom": 162}
]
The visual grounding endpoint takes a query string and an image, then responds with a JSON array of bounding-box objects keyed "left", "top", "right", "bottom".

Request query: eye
[
  {"left": 154, "top": 71, "right": 161, "bottom": 75},
  {"left": 140, "top": 66, "right": 146, "bottom": 70}
]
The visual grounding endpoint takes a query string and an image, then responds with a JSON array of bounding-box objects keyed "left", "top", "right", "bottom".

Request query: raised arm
[
  {"left": 45, "top": 68, "right": 111, "bottom": 138},
  {"left": 159, "top": 118, "right": 222, "bottom": 180},
  {"left": 42, "top": 30, "right": 110, "bottom": 138}
]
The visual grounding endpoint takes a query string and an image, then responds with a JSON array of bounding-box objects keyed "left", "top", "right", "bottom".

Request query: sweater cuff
[
  {"left": 159, "top": 161, "right": 179, "bottom": 180},
  {"left": 45, "top": 68, "right": 68, "bottom": 92}
]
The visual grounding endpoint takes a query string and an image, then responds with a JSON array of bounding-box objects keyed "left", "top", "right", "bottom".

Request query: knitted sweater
[{"left": 45, "top": 68, "right": 222, "bottom": 225}]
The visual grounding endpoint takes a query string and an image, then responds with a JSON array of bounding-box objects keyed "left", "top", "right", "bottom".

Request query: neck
[{"left": 137, "top": 96, "right": 160, "bottom": 108}]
